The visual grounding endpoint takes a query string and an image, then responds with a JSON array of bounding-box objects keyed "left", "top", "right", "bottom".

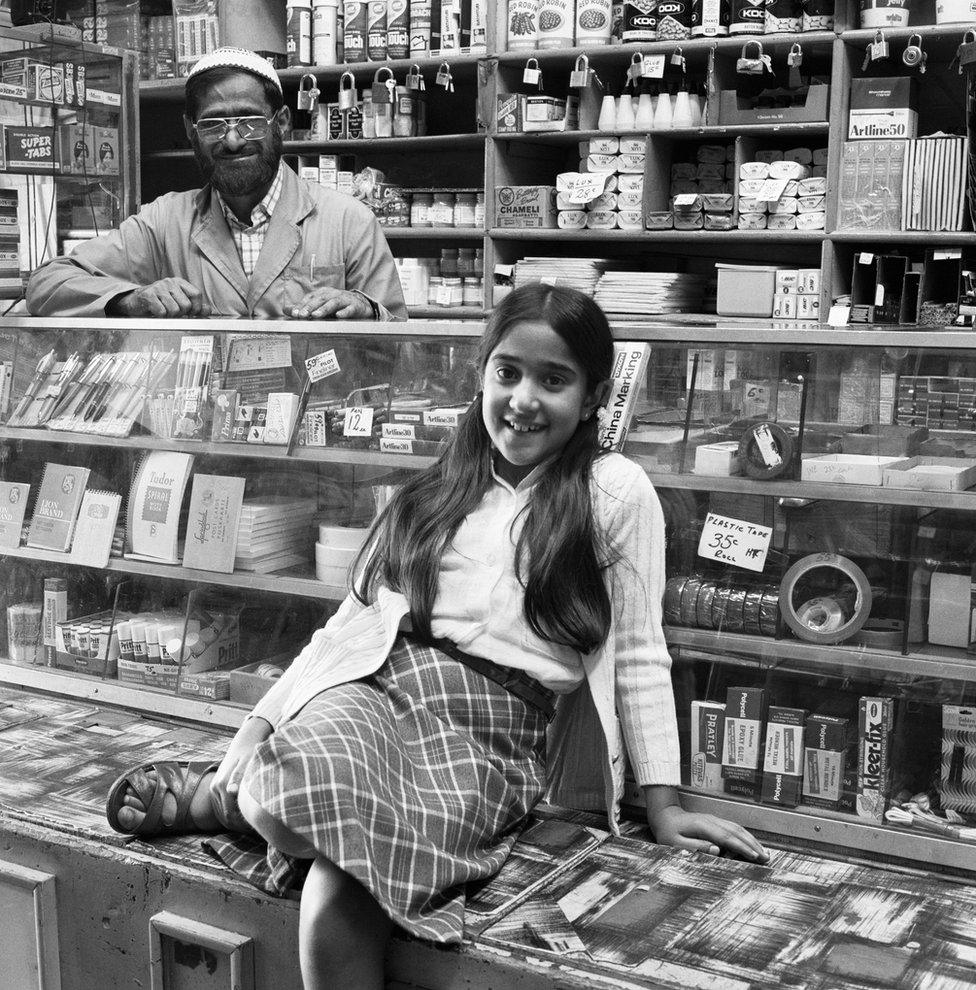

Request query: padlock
[
  {"left": 436, "top": 61, "right": 454, "bottom": 92},
  {"left": 406, "top": 63, "right": 425, "bottom": 92},
  {"left": 371, "top": 65, "right": 396, "bottom": 103},
  {"left": 338, "top": 70, "right": 357, "bottom": 111},
  {"left": 570, "top": 53, "right": 593, "bottom": 89},
  {"left": 862, "top": 29, "right": 888, "bottom": 70},
  {"left": 670, "top": 45, "right": 686, "bottom": 71},
  {"left": 787, "top": 42, "right": 803, "bottom": 88},
  {"left": 297, "top": 73, "right": 319, "bottom": 111},
  {"left": 736, "top": 40, "right": 768, "bottom": 75},
  {"left": 902, "top": 33, "right": 926, "bottom": 73},
  {"left": 522, "top": 57, "right": 542, "bottom": 87}
]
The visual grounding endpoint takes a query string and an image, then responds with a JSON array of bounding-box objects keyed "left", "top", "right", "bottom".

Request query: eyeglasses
[{"left": 192, "top": 112, "right": 281, "bottom": 141}]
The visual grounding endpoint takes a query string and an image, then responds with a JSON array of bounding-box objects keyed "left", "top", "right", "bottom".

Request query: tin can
[
  {"left": 343, "top": 0, "right": 368, "bottom": 61},
  {"left": 729, "top": 0, "right": 766, "bottom": 33},
  {"left": 657, "top": 0, "right": 691, "bottom": 37},
  {"left": 507, "top": 0, "right": 539, "bottom": 49},
  {"left": 538, "top": 0, "right": 575, "bottom": 46},
  {"left": 690, "top": 0, "right": 730, "bottom": 34},
  {"left": 576, "top": 0, "right": 613, "bottom": 42},
  {"left": 312, "top": 0, "right": 339, "bottom": 65},
  {"left": 286, "top": 0, "right": 313, "bottom": 65},
  {"left": 765, "top": 0, "right": 801, "bottom": 30},
  {"left": 387, "top": 0, "right": 409, "bottom": 58},
  {"left": 366, "top": 0, "right": 388, "bottom": 59},
  {"left": 621, "top": 0, "right": 658, "bottom": 41}
]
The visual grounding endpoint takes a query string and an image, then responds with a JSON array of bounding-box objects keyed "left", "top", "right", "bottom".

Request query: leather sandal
[{"left": 105, "top": 760, "right": 219, "bottom": 837}]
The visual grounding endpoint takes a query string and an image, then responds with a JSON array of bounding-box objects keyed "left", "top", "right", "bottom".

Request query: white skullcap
[{"left": 186, "top": 47, "right": 283, "bottom": 92}]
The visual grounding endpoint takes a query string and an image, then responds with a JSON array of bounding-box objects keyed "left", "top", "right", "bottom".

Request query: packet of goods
[
  {"left": 797, "top": 194, "right": 825, "bottom": 213},
  {"left": 698, "top": 179, "right": 727, "bottom": 194},
  {"left": 672, "top": 193, "right": 703, "bottom": 213},
  {"left": 811, "top": 164, "right": 828, "bottom": 178},
  {"left": 767, "top": 214, "right": 797, "bottom": 230},
  {"left": 587, "top": 191, "right": 618, "bottom": 211},
  {"left": 697, "top": 144, "right": 726, "bottom": 164},
  {"left": 769, "top": 197, "right": 799, "bottom": 215},
  {"left": 617, "top": 210, "right": 643, "bottom": 230},
  {"left": 585, "top": 209, "right": 618, "bottom": 229},
  {"left": 697, "top": 162, "right": 727, "bottom": 181},
  {"left": 756, "top": 149, "right": 784, "bottom": 163},
  {"left": 738, "top": 196, "right": 765, "bottom": 214},
  {"left": 782, "top": 179, "right": 800, "bottom": 197},
  {"left": 784, "top": 146, "right": 813, "bottom": 165},
  {"left": 738, "top": 212, "right": 768, "bottom": 230},
  {"left": 645, "top": 211, "right": 674, "bottom": 229},
  {"left": 671, "top": 178, "right": 700, "bottom": 196},
  {"left": 674, "top": 211, "right": 704, "bottom": 230},
  {"left": 619, "top": 137, "right": 646, "bottom": 155},
  {"left": 704, "top": 213, "right": 736, "bottom": 230},
  {"left": 796, "top": 211, "right": 825, "bottom": 230},
  {"left": 579, "top": 136, "right": 619, "bottom": 156},
  {"left": 797, "top": 294, "right": 820, "bottom": 318},
  {"left": 812, "top": 147, "right": 829, "bottom": 166},
  {"left": 740, "top": 161, "right": 770, "bottom": 180},
  {"left": 768, "top": 159, "right": 810, "bottom": 181},
  {"left": 616, "top": 153, "right": 645, "bottom": 174},
  {"left": 671, "top": 162, "right": 697, "bottom": 180},
  {"left": 557, "top": 210, "right": 587, "bottom": 229},
  {"left": 617, "top": 190, "right": 644, "bottom": 210},
  {"left": 798, "top": 176, "right": 827, "bottom": 197},
  {"left": 585, "top": 153, "right": 617, "bottom": 173},
  {"left": 617, "top": 173, "right": 643, "bottom": 193},
  {"left": 702, "top": 193, "right": 734, "bottom": 212},
  {"left": 739, "top": 179, "right": 766, "bottom": 197},
  {"left": 556, "top": 170, "right": 611, "bottom": 204}
]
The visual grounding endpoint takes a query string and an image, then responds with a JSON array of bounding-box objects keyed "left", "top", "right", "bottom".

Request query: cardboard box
[
  {"left": 0, "top": 58, "right": 64, "bottom": 103},
  {"left": 690, "top": 700, "right": 726, "bottom": 792},
  {"left": 802, "top": 714, "right": 851, "bottom": 809},
  {"left": 842, "top": 425, "right": 927, "bottom": 456},
  {"left": 230, "top": 659, "right": 293, "bottom": 705},
  {"left": 494, "top": 185, "right": 557, "bottom": 229},
  {"left": 849, "top": 77, "right": 918, "bottom": 140},
  {"left": 927, "top": 572, "right": 973, "bottom": 649},
  {"left": 5, "top": 126, "right": 57, "bottom": 171},
  {"left": 762, "top": 707, "right": 807, "bottom": 807},
  {"left": 522, "top": 94, "right": 579, "bottom": 133},
  {"left": 856, "top": 696, "right": 895, "bottom": 822},
  {"left": 694, "top": 441, "right": 741, "bottom": 476},
  {"left": 882, "top": 456, "right": 976, "bottom": 492},
  {"left": 715, "top": 264, "right": 777, "bottom": 317},
  {"left": 719, "top": 83, "right": 829, "bottom": 126},
  {"left": 941, "top": 705, "right": 976, "bottom": 815},
  {"left": 722, "top": 686, "right": 767, "bottom": 799},
  {"left": 801, "top": 453, "right": 909, "bottom": 486}
]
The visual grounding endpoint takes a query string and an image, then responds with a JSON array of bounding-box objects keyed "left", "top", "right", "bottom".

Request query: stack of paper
[
  {"left": 513, "top": 257, "right": 611, "bottom": 296},
  {"left": 902, "top": 136, "right": 967, "bottom": 232},
  {"left": 594, "top": 271, "right": 708, "bottom": 316},
  {"left": 235, "top": 496, "right": 318, "bottom": 574}
]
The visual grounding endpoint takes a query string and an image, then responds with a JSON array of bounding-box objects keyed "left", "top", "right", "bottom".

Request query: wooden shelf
[
  {"left": 406, "top": 305, "right": 486, "bottom": 318},
  {"left": 384, "top": 226, "right": 484, "bottom": 240},
  {"left": 830, "top": 230, "right": 975, "bottom": 245},
  {"left": 495, "top": 122, "right": 831, "bottom": 143},
  {"left": 489, "top": 227, "right": 826, "bottom": 243}
]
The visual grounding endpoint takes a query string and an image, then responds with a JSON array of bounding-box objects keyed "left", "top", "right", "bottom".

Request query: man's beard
[{"left": 193, "top": 130, "right": 281, "bottom": 198}]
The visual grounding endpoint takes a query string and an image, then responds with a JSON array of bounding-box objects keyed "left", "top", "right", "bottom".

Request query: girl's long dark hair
[{"left": 354, "top": 284, "right": 617, "bottom": 654}]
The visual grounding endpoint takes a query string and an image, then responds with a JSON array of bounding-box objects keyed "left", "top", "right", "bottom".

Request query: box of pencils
[{"left": 171, "top": 336, "right": 217, "bottom": 441}]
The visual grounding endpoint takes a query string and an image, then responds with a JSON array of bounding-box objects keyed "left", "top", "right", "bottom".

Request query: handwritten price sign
[{"left": 697, "top": 512, "right": 772, "bottom": 573}]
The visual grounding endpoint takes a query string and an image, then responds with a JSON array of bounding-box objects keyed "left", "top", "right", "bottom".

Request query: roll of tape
[
  {"left": 849, "top": 619, "right": 904, "bottom": 650},
  {"left": 779, "top": 553, "right": 872, "bottom": 644},
  {"left": 743, "top": 589, "right": 764, "bottom": 635},
  {"left": 711, "top": 584, "right": 732, "bottom": 629},
  {"left": 680, "top": 577, "right": 705, "bottom": 626},
  {"left": 759, "top": 588, "right": 779, "bottom": 636},
  {"left": 738, "top": 422, "right": 795, "bottom": 480},
  {"left": 724, "top": 587, "right": 747, "bottom": 633},
  {"left": 664, "top": 577, "right": 687, "bottom": 626},
  {"left": 796, "top": 596, "right": 845, "bottom": 634},
  {"left": 696, "top": 582, "right": 717, "bottom": 629}
]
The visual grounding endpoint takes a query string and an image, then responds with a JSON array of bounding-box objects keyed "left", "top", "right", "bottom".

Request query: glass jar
[
  {"left": 427, "top": 275, "right": 443, "bottom": 306},
  {"left": 410, "top": 192, "right": 432, "bottom": 227},
  {"left": 474, "top": 248, "right": 484, "bottom": 279},
  {"left": 439, "top": 247, "right": 459, "bottom": 278},
  {"left": 462, "top": 277, "right": 482, "bottom": 307},
  {"left": 442, "top": 276, "right": 463, "bottom": 307},
  {"left": 457, "top": 247, "right": 475, "bottom": 278},
  {"left": 474, "top": 191, "right": 485, "bottom": 228},
  {"left": 431, "top": 190, "right": 455, "bottom": 227},
  {"left": 453, "top": 192, "right": 477, "bottom": 228}
]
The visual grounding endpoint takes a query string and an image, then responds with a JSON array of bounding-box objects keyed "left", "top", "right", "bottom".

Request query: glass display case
[{"left": 0, "top": 25, "right": 138, "bottom": 294}]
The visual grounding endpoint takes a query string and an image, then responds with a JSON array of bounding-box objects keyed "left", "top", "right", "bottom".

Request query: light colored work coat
[{"left": 26, "top": 166, "right": 407, "bottom": 320}]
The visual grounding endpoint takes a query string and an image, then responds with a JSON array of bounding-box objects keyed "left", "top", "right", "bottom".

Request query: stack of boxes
[
  {"left": 0, "top": 188, "right": 20, "bottom": 281},
  {"left": 772, "top": 267, "right": 821, "bottom": 320},
  {"left": 896, "top": 376, "right": 976, "bottom": 431},
  {"left": 646, "top": 143, "right": 734, "bottom": 231},
  {"left": 738, "top": 147, "right": 828, "bottom": 232},
  {"left": 140, "top": 14, "right": 177, "bottom": 81},
  {"left": 556, "top": 137, "right": 645, "bottom": 231}
]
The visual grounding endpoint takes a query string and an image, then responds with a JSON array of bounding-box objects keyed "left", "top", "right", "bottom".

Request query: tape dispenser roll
[
  {"left": 779, "top": 552, "right": 872, "bottom": 644},
  {"left": 738, "top": 421, "right": 795, "bottom": 480}
]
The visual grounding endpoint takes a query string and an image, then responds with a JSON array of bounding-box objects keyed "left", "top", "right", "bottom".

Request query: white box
[
  {"left": 801, "top": 453, "right": 909, "bottom": 486},
  {"left": 798, "top": 268, "right": 821, "bottom": 294},
  {"left": 694, "top": 441, "right": 741, "bottom": 476},
  {"left": 775, "top": 270, "right": 800, "bottom": 294},
  {"left": 797, "top": 293, "right": 821, "bottom": 319},
  {"left": 928, "top": 572, "right": 973, "bottom": 649},
  {"left": 881, "top": 457, "right": 976, "bottom": 492},
  {"left": 715, "top": 263, "right": 777, "bottom": 317},
  {"left": 772, "top": 294, "right": 797, "bottom": 318}
]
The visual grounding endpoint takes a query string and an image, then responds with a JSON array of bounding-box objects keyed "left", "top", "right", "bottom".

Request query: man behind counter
[{"left": 26, "top": 47, "right": 407, "bottom": 322}]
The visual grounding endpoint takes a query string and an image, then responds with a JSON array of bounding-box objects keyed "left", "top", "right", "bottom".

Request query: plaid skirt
[{"left": 204, "top": 636, "right": 549, "bottom": 943}]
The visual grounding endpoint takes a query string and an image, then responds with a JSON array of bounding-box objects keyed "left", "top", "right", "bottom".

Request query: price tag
[
  {"left": 436, "top": 283, "right": 454, "bottom": 305},
  {"left": 858, "top": 252, "right": 874, "bottom": 265},
  {"left": 756, "top": 177, "right": 790, "bottom": 203},
  {"left": 827, "top": 304, "right": 851, "bottom": 327},
  {"left": 305, "top": 348, "right": 341, "bottom": 382},
  {"left": 227, "top": 335, "right": 293, "bottom": 371},
  {"left": 641, "top": 54, "right": 666, "bottom": 78},
  {"left": 934, "top": 250, "right": 962, "bottom": 259},
  {"left": 556, "top": 170, "right": 609, "bottom": 203},
  {"left": 697, "top": 512, "right": 772, "bottom": 573},
  {"left": 343, "top": 405, "right": 374, "bottom": 437}
]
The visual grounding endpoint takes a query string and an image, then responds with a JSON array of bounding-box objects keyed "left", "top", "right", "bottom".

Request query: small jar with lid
[
  {"left": 462, "top": 277, "right": 482, "bottom": 307},
  {"left": 473, "top": 248, "right": 484, "bottom": 279},
  {"left": 393, "top": 85, "right": 415, "bottom": 137},
  {"left": 457, "top": 247, "right": 475, "bottom": 278},
  {"left": 474, "top": 191, "right": 485, "bottom": 228},
  {"left": 410, "top": 192, "right": 432, "bottom": 227},
  {"left": 431, "top": 190, "right": 455, "bottom": 227},
  {"left": 442, "top": 276, "right": 463, "bottom": 307},
  {"left": 453, "top": 192, "right": 477, "bottom": 228},
  {"left": 439, "top": 247, "right": 459, "bottom": 278},
  {"left": 427, "top": 276, "right": 443, "bottom": 307}
]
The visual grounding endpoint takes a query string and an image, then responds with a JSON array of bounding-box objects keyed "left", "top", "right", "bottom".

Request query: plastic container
[
  {"left": 442, "top": 276, "right": 463, "bottom": 306},
  {"left": 427, "top": 275, "right": 443, "bottom": 305},
  {"left": 462, "top": 277, "right": 482, "bottom": 306},
  {"left": 457, "top": 247, "right": 475, "bottom": 277}
]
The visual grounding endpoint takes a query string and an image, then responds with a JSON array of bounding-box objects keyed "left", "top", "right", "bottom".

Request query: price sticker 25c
[{"left": 697, "top": 512, "right": 772, "bottom": 573}]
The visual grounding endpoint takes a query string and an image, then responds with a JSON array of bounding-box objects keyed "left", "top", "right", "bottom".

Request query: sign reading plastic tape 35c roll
[
  {"left": 738, "top": 421, "right": 794, "bottom": 479},
  {"left": 779, "top": 552, "right": 872, "bottom": 644}
]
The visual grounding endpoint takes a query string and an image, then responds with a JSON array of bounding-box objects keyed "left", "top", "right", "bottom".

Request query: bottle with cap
[
  {"left": 116, "top": 618, "right": 135, "bottom": 663},
  {"left": 145, "top": 623, "right": 161, "bottom": 663},
  {"left": 129, "top": 617, "right": 148, "bottom": 660}
]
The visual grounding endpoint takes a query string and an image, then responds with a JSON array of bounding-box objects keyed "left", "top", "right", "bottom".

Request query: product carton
[
  {"left": 848, "top": 77, "right": 918, "bottom": 140},
  {"left": 722, "top": 686, "right": 767, "bottom": 799},
  {"left": 494, "top": 185, "right": 558, "bottom": 228},
  {"left": 802, "top": 714, "right": 852, "bottom": 810},
  {"left": 941, "top": 705, "right": 976, "bottom": 814},
  {"left": 856, "top": 696, "right": 895, "bottom": 821},
  {"left": 761, "top": 706, "right": 807, "bottom": 807},
  {"left": 690, "top": 700, "right": 726, "bottom": 792}
]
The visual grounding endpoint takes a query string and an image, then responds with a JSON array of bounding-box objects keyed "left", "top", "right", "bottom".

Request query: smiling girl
[{"left": 106, "top": 284, "right": 766, "bottom": 990}]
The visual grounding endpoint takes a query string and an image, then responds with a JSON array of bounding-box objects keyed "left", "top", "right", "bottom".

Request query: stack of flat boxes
[
  {"left": 647, "top": 143, "right": 734, "bottom": 231},
  {"left": 738, "top": 148, "right": 828, "bottom": 232},
  {"left": 0, "top": 188, "right": 20, "bottom": 282},
  {"left": 309, "top": 155, "right": 355, "bottom": 196},
  {"left": 556, "top": 137, "right": 645, "bottom": 231},
  {"left": 772, "top": 268, "right": 821, "bottom": 320},
  {"left": 896, "top": 376, "right": 976, "bottom": 431}
]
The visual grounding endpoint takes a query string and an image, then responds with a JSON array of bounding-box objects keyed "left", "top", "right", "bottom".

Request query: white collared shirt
[{"left": 215, "top": 162, "right": 285, "bottom": 277}]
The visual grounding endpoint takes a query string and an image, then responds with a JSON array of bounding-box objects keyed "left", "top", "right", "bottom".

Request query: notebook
[
  {"left": 26, "top": 463, "right": 91, "bottom": 552},
  {"left": 69, "top": 490, "right": 122, "bottom": 568},
  {"left": 125, "top": 451, "right": 195, "bottom": 563},
  {"left": 0, "top": 481, "right": 29, "bottom": 549},
  {"left": 181, "top": 474, "right": 246, "bottom": 574}
]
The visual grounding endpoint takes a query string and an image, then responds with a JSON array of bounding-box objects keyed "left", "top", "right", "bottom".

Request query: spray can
[
  {"left": 286, "top": 0, "right": 313, "bottom": 65},
  {"left": 410, "top": 0, "right": 432, "bottom": 54},
  {"left": 387, "top": 0, "right": 410, "bottom": 58},
  {"left": 344, "top": 0, "right": 368, "bottom": 61},
  {"left": 313, "top": 0, "right": 340, "bottom": 64},
  {"left": 366, "top": 0, "right": 388, "bottom": 59}
]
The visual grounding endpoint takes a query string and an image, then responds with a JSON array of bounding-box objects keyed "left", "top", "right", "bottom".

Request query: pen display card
[
  {"left": 226, "top": 334, "right": 293, "bottom": 372},
  {"left": 26, "top": 463, "right": 90, "bottom": 552},
  {"left": 70, "top": 490, "right": 121, "bottom": 568},
  {"left": 182, "top": 474, "right": 246, "bottom": 573},
  {"left": 0, "top": 481, "right": 29, "bottom": 548}
]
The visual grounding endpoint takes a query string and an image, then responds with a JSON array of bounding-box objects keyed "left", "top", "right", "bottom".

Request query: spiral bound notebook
[
  {"left": 26, "top": 463, "right": 91, "bottom": 552},
  {"left": 69, "top": 490, "right": 122, "bottom": 569},
  {"left": 125, "top": 451, "right": 195, "bottom": 564}
]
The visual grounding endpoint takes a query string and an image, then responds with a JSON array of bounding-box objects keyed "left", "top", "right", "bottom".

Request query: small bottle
[
  {"left": 75, "top": 622, "right": 90, "bottom": 659},
  {"left": 440, "top": 247, "right": 459, "bottom": 277},
  {"left": 393, "top": 85, "right": 415, "bottom": 137},
  {"left": 374, "top": 94, "right": 393, "bottom": 138},
  {"left": 116, "top": 619, "right": 135, "bottom": 662},
  {"left": 462, "top": 277, "right": 482, "bottom": 306},
  {"left": 453, "top": 192, "right": 477, "bottom": 227},
  {"left": 130, "top": 618, "right": 148, "bottom": 660},
  {"left": 145, "top": 623, "right": 161, "bottom": 662},
  {"left": 442, "top": 276, "right": 463, "bottom": 306},
  {"left": 427, "top": 275, "right": 443, "bottom": 306},
  {"left": 362, "top": 91, "right": 376, "bottom": 138},
  {"left": 411, "top": 191, "right": 433, "bottom": 227},
  {"left": 616, "top": 92, "right": 635, "bottom": 130},
  {"left": 431, "top": 190, "right": 455, "bottom": 226}
]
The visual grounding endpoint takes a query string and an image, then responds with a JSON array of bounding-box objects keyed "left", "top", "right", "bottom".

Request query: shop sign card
[
  {"left": 182, "top": 474, "right": 246, "bottom": 573},
  {"left": 697, "top": 512, "right": 772, "bottom": 572},
  {"left": 70, "top": 490, "right": 121, "bottom": 569},
  {"left": 0, "top": 481, "right": 28, "bottom": 548}
]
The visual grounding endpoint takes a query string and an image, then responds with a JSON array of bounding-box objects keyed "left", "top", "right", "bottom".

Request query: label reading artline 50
[
  {"left": 698, "top": 512, "right": 772, "bottom": 572},
  {"left": 305, "top": 349, "right": 341, "bottom": 382},
  {"left": 343, "top": 406, "right": 373, "bottom": 436}
]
